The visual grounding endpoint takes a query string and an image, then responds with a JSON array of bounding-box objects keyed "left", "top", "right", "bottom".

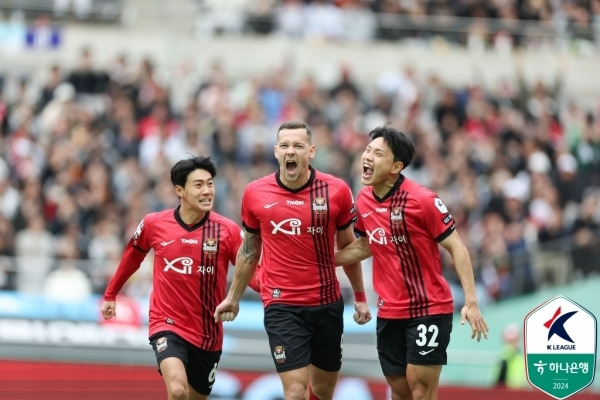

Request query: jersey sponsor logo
[
  {"left": 366, "top": 228, "right": 405, "bottom": 245},
  {"left": 390, "top": 207, "right": 403, "bottom": 226},
  {"left": 270, "top": 218, "right": 301, "bottom": 235},
  {"left": 366, "top": 228, "right": 387, "bottom": 245},
  {"left": 419, "top": 349, "right": 435, "bottom": 356},
  {"left": 160, "top": 240, "right": 175, "bottom": 247},
  {"left": 163, "top": 257, "right": 194, "bottom": 274},
  {"left": 312, "top": 197, "right": 328, "bottom": 215},
  {"left": 197, "top": 266, "right": 215, "bottom": 274},
  {"left": 273, "top": 345, "right": 286, "bottom": 363},
  {"left": 434, "top": 198, "right": 448, "bottom": 214},
  {"left": 306, "top": 226, "right": 324, "bottom": 235},
  {"left": 391, "top": 235, "right": 406, "bottom": 244},
  {"left": 286, "top": 200, "right": 304, "bottom": 206},
  {"left": 376, "top": 207, "right": 387, "bottom": 213},
  {"left": 361, "top": 211, "right": 373, "bottom": 218},
  {"left": 166, "top": 318, "right": 174, "bottom": 325},
  {"left": 181, "top": 238, "right": 198, "bottom": 244},
  {"left": 443, "top": 214, "right": 453, "bottom": 225},
  {"left": 264, "top": 202, "right": 278, "bottom": 209},
  {"left": 203, "top": 238, "right": 218, "bottom": 257},
  {"left": 272, "top": 288, "right": 281, "bottom": 298}
]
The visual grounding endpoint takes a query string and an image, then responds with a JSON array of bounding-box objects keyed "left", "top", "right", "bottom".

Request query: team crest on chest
[
  {"left": 312, "top": 197, "right": 328, "bottom": 215},
  {"left": 390, "top": 207, "right": 403, "bottom": 226},
  {"left": 203, "top": 238, "right": 218, "bottom": 258}
]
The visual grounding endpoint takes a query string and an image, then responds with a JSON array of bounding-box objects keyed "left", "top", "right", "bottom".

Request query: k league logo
[
  {"left": 524, "top": 295, "right": 597, "bottom": 399},
  {"left": 545, "top": 306, "right": 577, "bottom": 348}
]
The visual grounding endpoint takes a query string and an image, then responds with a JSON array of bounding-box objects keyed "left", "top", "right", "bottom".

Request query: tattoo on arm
[{"left": 237, "top": 231, "right": 262, "bottom": 268}]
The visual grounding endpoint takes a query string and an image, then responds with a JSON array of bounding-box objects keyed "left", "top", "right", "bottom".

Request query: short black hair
[
  {"left": 277, "top": 120, "right": 312, "bottom": 142},
  {"left": 368, "top": 126, "right": 415, "bottom": 168},
  {"left": 170, "top": 156, "right": 216, "bottom": 187}
]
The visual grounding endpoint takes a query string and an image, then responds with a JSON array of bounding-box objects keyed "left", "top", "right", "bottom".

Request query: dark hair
[
  {"left": 170, "top": 156, "right": 217, "bottom": 187},
  {"left": 368, "top": 126, "right": 415, "bottom": 168},
  {"left": 277, "top": 120, "right": 312, "bottom": 142}
]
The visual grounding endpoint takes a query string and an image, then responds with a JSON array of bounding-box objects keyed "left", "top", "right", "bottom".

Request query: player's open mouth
[
  {"left": 200, "top": 199, "right": 212, "bottom": 205},
  {"left": 286, "top": 160, "right": 297, "bottom": 174},
  {"left": 362, "top": 163, "right": 373, "bottom": 179}
]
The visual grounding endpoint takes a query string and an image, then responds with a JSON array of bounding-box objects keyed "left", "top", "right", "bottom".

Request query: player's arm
[
  {"left": 101, "top": 241, "right": 147, "bottom": 319},
  {"left": 335, "top": 233, "right": 371, "bottom": 266},
  {"left": 214, "top": 230, "right": 262, "bottom": 322},
  {"left": 440, "top": 229, "right": 489, "bottom": 341},
  {"left": 336, "top": 226, "right": 372, "bottom": 325}
]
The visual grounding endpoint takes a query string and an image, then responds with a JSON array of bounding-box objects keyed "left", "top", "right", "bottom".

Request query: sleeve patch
[{"left": 434, "top": 197, "right": 448, "bottom": 214}]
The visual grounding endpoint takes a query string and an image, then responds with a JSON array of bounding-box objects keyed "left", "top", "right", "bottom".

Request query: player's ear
[
  {"left": 174, "top": 185, "right": 184, "bottom": 197},
  {"left": 391, "top": 161, "right": 403, "bottom": 174}
]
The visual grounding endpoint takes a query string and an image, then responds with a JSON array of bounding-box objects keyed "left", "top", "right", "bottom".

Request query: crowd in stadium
[
  {"left": 0, "top": 2, "right": 599, "bottom": 310},
  {"left": 202, "top": 0, "right": 598, "bottom": 46}
]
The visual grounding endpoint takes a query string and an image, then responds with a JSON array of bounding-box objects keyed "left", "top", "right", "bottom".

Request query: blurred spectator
[
  {"left": 493, "top": 322, "right": 527, "bottom": 389},
  {"left": 340, "top": 0, "right": 377, "bottom": 42},
  {"left": 14, "top": 213, "right": 54, "bottom": 293},
  {"left": 535, "top": 201, "right": 572, "bottom": 287},
  {"left": 67, "top": 47, "right": 109, "bottom": 95},
  {"left": 43, "top": 258, "right": 92, "bottom": 300},
  {"left": 504, "top": 220, "right": 536, "bottom": 296},
  {"left": 245, "top": 0, "right": 276, "bottom": 34},
  {"left": 275, "top": 0, "right": 305, "bottom": 38},
  {"left": 53, "top": 0, "right": 92, "bottom": 20},
  {"left": 44, "top": 230, "right": 91, "bottom": 300},
  {"left": 35, "top": 64, "right": 65, "bottom": 113},
  {"left": 0, "top": 214, "right": 16, "bottom": 290},
  {"left": 304, "top": 0, "right": 345, "bottom": 41},
  {"left": 570, "top": 190, "right": 600, "bottom": 278},
  {"left": 0, "top": 157, "right": 20, "bottom": 220}
]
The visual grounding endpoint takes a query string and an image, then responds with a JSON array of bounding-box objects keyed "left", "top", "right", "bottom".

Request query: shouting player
[
  {"left": 214, "top": 120, "right": 371, "bottom": 400},
  {"left": 335, "top": 125, "right": 488, "bottom": 400}
]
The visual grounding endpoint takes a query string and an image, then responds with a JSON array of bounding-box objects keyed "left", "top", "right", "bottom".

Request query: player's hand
[
  {"left": 353, "top": 302, "right": 372, "bottom": 325},
  {"left": 101, "top": 300, "right": 117, "bottom": 320},
  {"left": 461, "top": 302, "right": 489, "bottom": 342},
  {"left": 214, "top": 299, "right": 240, "bottom": 323}
]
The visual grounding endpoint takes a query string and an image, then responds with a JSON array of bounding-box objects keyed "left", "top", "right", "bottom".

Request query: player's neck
[
  {"left": 372, "top": 175, "right": 399, "bottom": 198},
  {"left": 372, "top": 184, "right": 392, "bottom": 199}
]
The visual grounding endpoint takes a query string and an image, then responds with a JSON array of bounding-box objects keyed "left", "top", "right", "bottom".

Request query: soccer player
[
  {"left": 214, "top": 120, "right": 372, "bottom": 400},
  {"left": 101, "top": 156, "right": 243, "bottom": 400},
  {"left": 335, "top": 126, "right": 489, "bottom": 400}
]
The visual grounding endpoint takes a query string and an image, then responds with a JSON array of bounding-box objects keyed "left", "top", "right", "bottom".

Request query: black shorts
[
  {"left": 264, "top": 298, "right": 344, "bottom": 373},
  {"left": 149, "top": 331, "right": 222, "bottom": 395},
  {"left": 376, "top": 313, "right": 452, "bottom": 376}
]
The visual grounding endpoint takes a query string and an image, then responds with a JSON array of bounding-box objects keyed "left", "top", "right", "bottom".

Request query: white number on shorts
[
  {"left": 415, "top": 324, "right": 439, "bottom": 347},
  {"left": 208, "top": 362, "right": 219, "bottom": 383}
]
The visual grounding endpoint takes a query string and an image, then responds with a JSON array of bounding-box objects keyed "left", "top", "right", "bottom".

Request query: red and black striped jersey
[
  {"left": 242, "top": 167, "right": 356, "bottom": 308},
  {"left": 354, "top": 175, "right": 455, "bottom": 319},
  {"left": 104, "top": 207, "right": 242, "bottom": 351}
]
